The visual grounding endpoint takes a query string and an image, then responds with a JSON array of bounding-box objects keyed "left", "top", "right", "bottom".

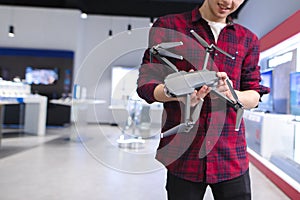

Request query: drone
[{"left": 150, "top": 30, "right": 244, "bottom": 138}]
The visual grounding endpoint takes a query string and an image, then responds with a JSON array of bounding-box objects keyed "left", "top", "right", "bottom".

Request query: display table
[
  {"left": 244, "top": 110, "right": 295, "bottom": 160},
  {"left": 288, "top": 119, "right": 300, "bottom": 165},
  {"left": 50, "top": 98, "right": 106, "bottom": 106},
  {"left": 50, "top": 98, "right": 106, "bottom": 142},
  {"left": 109, "top": 104, "right": 162, "bottom": 138},
  {"left": 23, "top": 95, "right": 48, "bottom": 136},
  {"left": 244, "top": 110, "right": 300, "bottom": 195},
  {"left": 50, "top": 98, "right": 106, "bottom": 122},
  {"left": 0, "top": 95, "right": 48, "bottom": 137}
]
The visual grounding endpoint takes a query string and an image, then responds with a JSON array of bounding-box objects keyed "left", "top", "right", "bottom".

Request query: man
[{"left": 137, "top": 0, "right": 270, "bottom": 199}]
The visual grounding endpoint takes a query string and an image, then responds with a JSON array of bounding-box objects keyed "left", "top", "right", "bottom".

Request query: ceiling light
[
  {"left": 81, "top": 12, "right": 88, "bottom": 19},
  {"left": 8, "top": 25, "right": 15, "bottom": 38},
  {"left": 149, "top": 17, "right": 154, "bottom": 26},
  {"left": 108, "top": 29, "right": 113, "bottom": 38},
  {"left": 127, "top": 24, "right": 132, "bottom": 34}
]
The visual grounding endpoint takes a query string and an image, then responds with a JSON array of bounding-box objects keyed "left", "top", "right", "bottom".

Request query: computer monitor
[
  {"left": 25, "top": 66, "right": 58, "bottom": 85},
  {"left": 257, "top": 70, "right": 273, "bottom": 112},
  {"left": 290, "top": 72, "right": 300, "bottom": 116}
]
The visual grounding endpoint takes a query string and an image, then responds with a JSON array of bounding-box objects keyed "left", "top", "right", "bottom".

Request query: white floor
[{"left": 0, "top": 124, "right": 290, "bottom": 200}]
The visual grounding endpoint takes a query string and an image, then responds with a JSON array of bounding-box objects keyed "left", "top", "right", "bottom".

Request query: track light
[
  {"left": 80, "top": 12, "right": 88, "bottom": 19},
  {"left": 108, "top": 29, "right": 113, "bottom": 38},
  {"left": 8, "top": 25, "right": 15, "bottom": 38},
  {"left": 149, "top": 17, "right": 154, "bottom": 26},
  {"left": 127, "top": 24, "right": 132, "bottom": 31},
  {"left": 127, "top": 24, "right": 132, "bottom": 34}
]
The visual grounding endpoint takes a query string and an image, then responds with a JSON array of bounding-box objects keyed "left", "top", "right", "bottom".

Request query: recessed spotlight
[
  {"left": 8, "top": 25, "right": 15, "bottom": 38},
  {"left": 81, "top": 12, "right": 88, "bottom": 19}
]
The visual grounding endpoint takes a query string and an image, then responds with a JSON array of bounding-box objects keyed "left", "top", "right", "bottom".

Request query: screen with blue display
[
  {"left": 25, "top": 67, "right": 59, "bottom": 85},
  {"left": 290, "top": 72, "right": 300, "bottom": 115},
  {"left": 257, "top": 70, "right": 273, "bottom": 112}
]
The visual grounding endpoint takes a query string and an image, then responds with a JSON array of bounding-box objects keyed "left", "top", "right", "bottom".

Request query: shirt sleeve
[
  {"left": 136, "top": 51, "right": 164, "bottom": 104},
  {"left": 240, "top": 33, "right": 270, "bottom": 97},
  {"left": 136, "top": 17, "right": 176, "bottom": 104}
]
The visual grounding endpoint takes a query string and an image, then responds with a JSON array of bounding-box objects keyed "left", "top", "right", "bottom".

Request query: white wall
[
  {"left": 0, "top": 6, "right": 80, "bottom": 50},
  {"left": 237, "top": 0, "right": 300, "bottom": 38}
]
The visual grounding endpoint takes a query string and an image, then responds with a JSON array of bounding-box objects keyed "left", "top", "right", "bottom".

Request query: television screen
[
  {"left": 257, "top": 70, "right": 273, "bottom": 112},
  {"left": 25, "top": 66, "right": 58, "bottom": 85},
  {"left": 290, "top": 72, "right": 300, "bottom": 115}
]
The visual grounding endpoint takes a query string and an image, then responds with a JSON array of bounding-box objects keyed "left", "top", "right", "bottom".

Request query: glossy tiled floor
[{"left": 0, "top": 124, "right": 290, "bottom": 200}]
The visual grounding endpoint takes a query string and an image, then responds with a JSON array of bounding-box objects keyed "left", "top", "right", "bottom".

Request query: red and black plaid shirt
[{"left": 137, "top": 6, "right": 270, "bottom": 183}]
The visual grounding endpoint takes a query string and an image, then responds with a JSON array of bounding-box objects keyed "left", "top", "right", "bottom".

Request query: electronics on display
[
  {"left": 25, "top": 67, "right": 59, "bottom": 85},
  {"left": 258, "top": 70, "right": 274, "bottom": 112},
  {"left": 290, "top": 71, "right": 300, "bottom": 115}
]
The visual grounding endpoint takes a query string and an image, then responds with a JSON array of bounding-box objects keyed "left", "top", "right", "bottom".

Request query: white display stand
[
  {"left": 0, "top": 95, "right": 48, "bottom": 136},
  {"left": 50, "top": 98, "right": 106, "bottom": 107},
  {"left": 244, "top": 110, "right": 300, "bottom": 194},
  {"left": 109, "top": 104, "right": 163, "bottom": 138},
  {"left": 23, "top": 95, "right": 48, "bottom": 136},
  {"left": 50, "top": 98, "right": 106, "bottom": 123},
  {"left": 244, "top": 110, "right": 295, "bottom": 160},
  {"left": 50, "top": 98, "right": 106, "bottom": 142},
  {"left": 289, "top": 120, "right": 300, "bottom": 165}
]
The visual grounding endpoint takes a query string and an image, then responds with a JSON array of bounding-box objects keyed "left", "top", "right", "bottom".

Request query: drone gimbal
[{"left": 150, "top": 30, "right": 244, "bottom": 138}]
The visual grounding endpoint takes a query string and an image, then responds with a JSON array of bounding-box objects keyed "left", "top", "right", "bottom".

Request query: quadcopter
[{"left": 150, "top": 30, "right": 244, "bottom": 138}]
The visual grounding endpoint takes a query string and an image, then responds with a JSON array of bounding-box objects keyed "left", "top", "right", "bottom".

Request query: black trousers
[{"left": 166, "top": 170, "right": 251, "bottom": 200}]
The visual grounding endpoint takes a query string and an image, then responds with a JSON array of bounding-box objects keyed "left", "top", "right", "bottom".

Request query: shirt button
[{"left": 215, "top": 53, "right": 218, "bottom": 56}]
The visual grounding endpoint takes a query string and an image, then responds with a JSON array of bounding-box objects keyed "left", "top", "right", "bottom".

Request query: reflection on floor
[{"left": 0, "top": 124, "right": 290, "bottom": 200}]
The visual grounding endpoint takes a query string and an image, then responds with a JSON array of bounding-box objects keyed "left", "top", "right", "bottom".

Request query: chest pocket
[
  {"left": 227, "top": 44, "right": 247, "bottom": 67},
  {"left": 214, "top": 44, "right": 247, "bottom": 90}
]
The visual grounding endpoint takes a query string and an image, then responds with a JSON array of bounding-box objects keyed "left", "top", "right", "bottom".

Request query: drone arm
[
  {"left": 161, "top": 123, "right": 193, "bottom": 138},
  {"left": 160, "top": 93, "right": 204, "bottom": 138}
]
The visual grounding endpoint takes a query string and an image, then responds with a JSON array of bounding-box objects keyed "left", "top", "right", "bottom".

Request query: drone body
[{"left": 164, "top": 70, "right": 218, "bottom": 97}]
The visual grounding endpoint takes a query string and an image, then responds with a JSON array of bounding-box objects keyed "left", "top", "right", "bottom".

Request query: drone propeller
[
  {"left": 156, "top": 48, "right": 183, "bottom": 60},
  {"left": 235, "top": 108, "right": 244, "bottom": 131},
  {"left": 155, "top": 41, "right": 183, "bottom": 49},
  {"left": 151, "top": 42, "right": 184, "bottom": 72},
  {"left": 190, "top": 30, "right": 210, "bottom": 49},
  {"left": 225, "top": 78, "right": 244, "bottom": 131},
  {"left": 225, "top": 78, "right": 238, "bottom": 102}
]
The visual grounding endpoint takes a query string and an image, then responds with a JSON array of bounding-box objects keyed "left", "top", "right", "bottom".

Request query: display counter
[
  {"left": 244, "top": 110, "right": 300, "bottom": 197},
  {"left": 0, "top": 95, "right": 47, "bottom": 141},
  {"left": 244, "top": 110, "right": 295, "bottom": 160},
  {"left": 109, "top": 103, "right": 163, "bottom": 139},
  {"left": 50, "top": 98, "right": 106, "bottom": 123},
  {"left": 50, "top": 98, "right": 106, "bottom": 106}
]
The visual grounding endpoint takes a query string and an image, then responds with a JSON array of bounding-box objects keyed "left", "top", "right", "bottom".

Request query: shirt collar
[{"left": 191, "top": 6, "right": 235, "bottom": 30}]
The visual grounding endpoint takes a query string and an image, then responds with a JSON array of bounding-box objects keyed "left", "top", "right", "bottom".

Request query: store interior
[{"left": 0, "top": 0, "right": 299, "bottom": 199}]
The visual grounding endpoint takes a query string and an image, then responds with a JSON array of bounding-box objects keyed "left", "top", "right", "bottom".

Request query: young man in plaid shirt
[{"left": 137, "top": 0, "right": 269, "bottom": 199}]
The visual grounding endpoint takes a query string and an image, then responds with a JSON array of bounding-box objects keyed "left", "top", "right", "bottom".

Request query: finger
[
  {"left": 216, "top": 72, "right": 227, "bottom": 79},
  {"left": 195, "top": 85, "right": 210, "bottom": 99},
  {"left": 202, "top": 85, "right": 211, "bottom": 94},
  {"left": 196, "top": 85, "right": 207, "bottom": 94}
]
